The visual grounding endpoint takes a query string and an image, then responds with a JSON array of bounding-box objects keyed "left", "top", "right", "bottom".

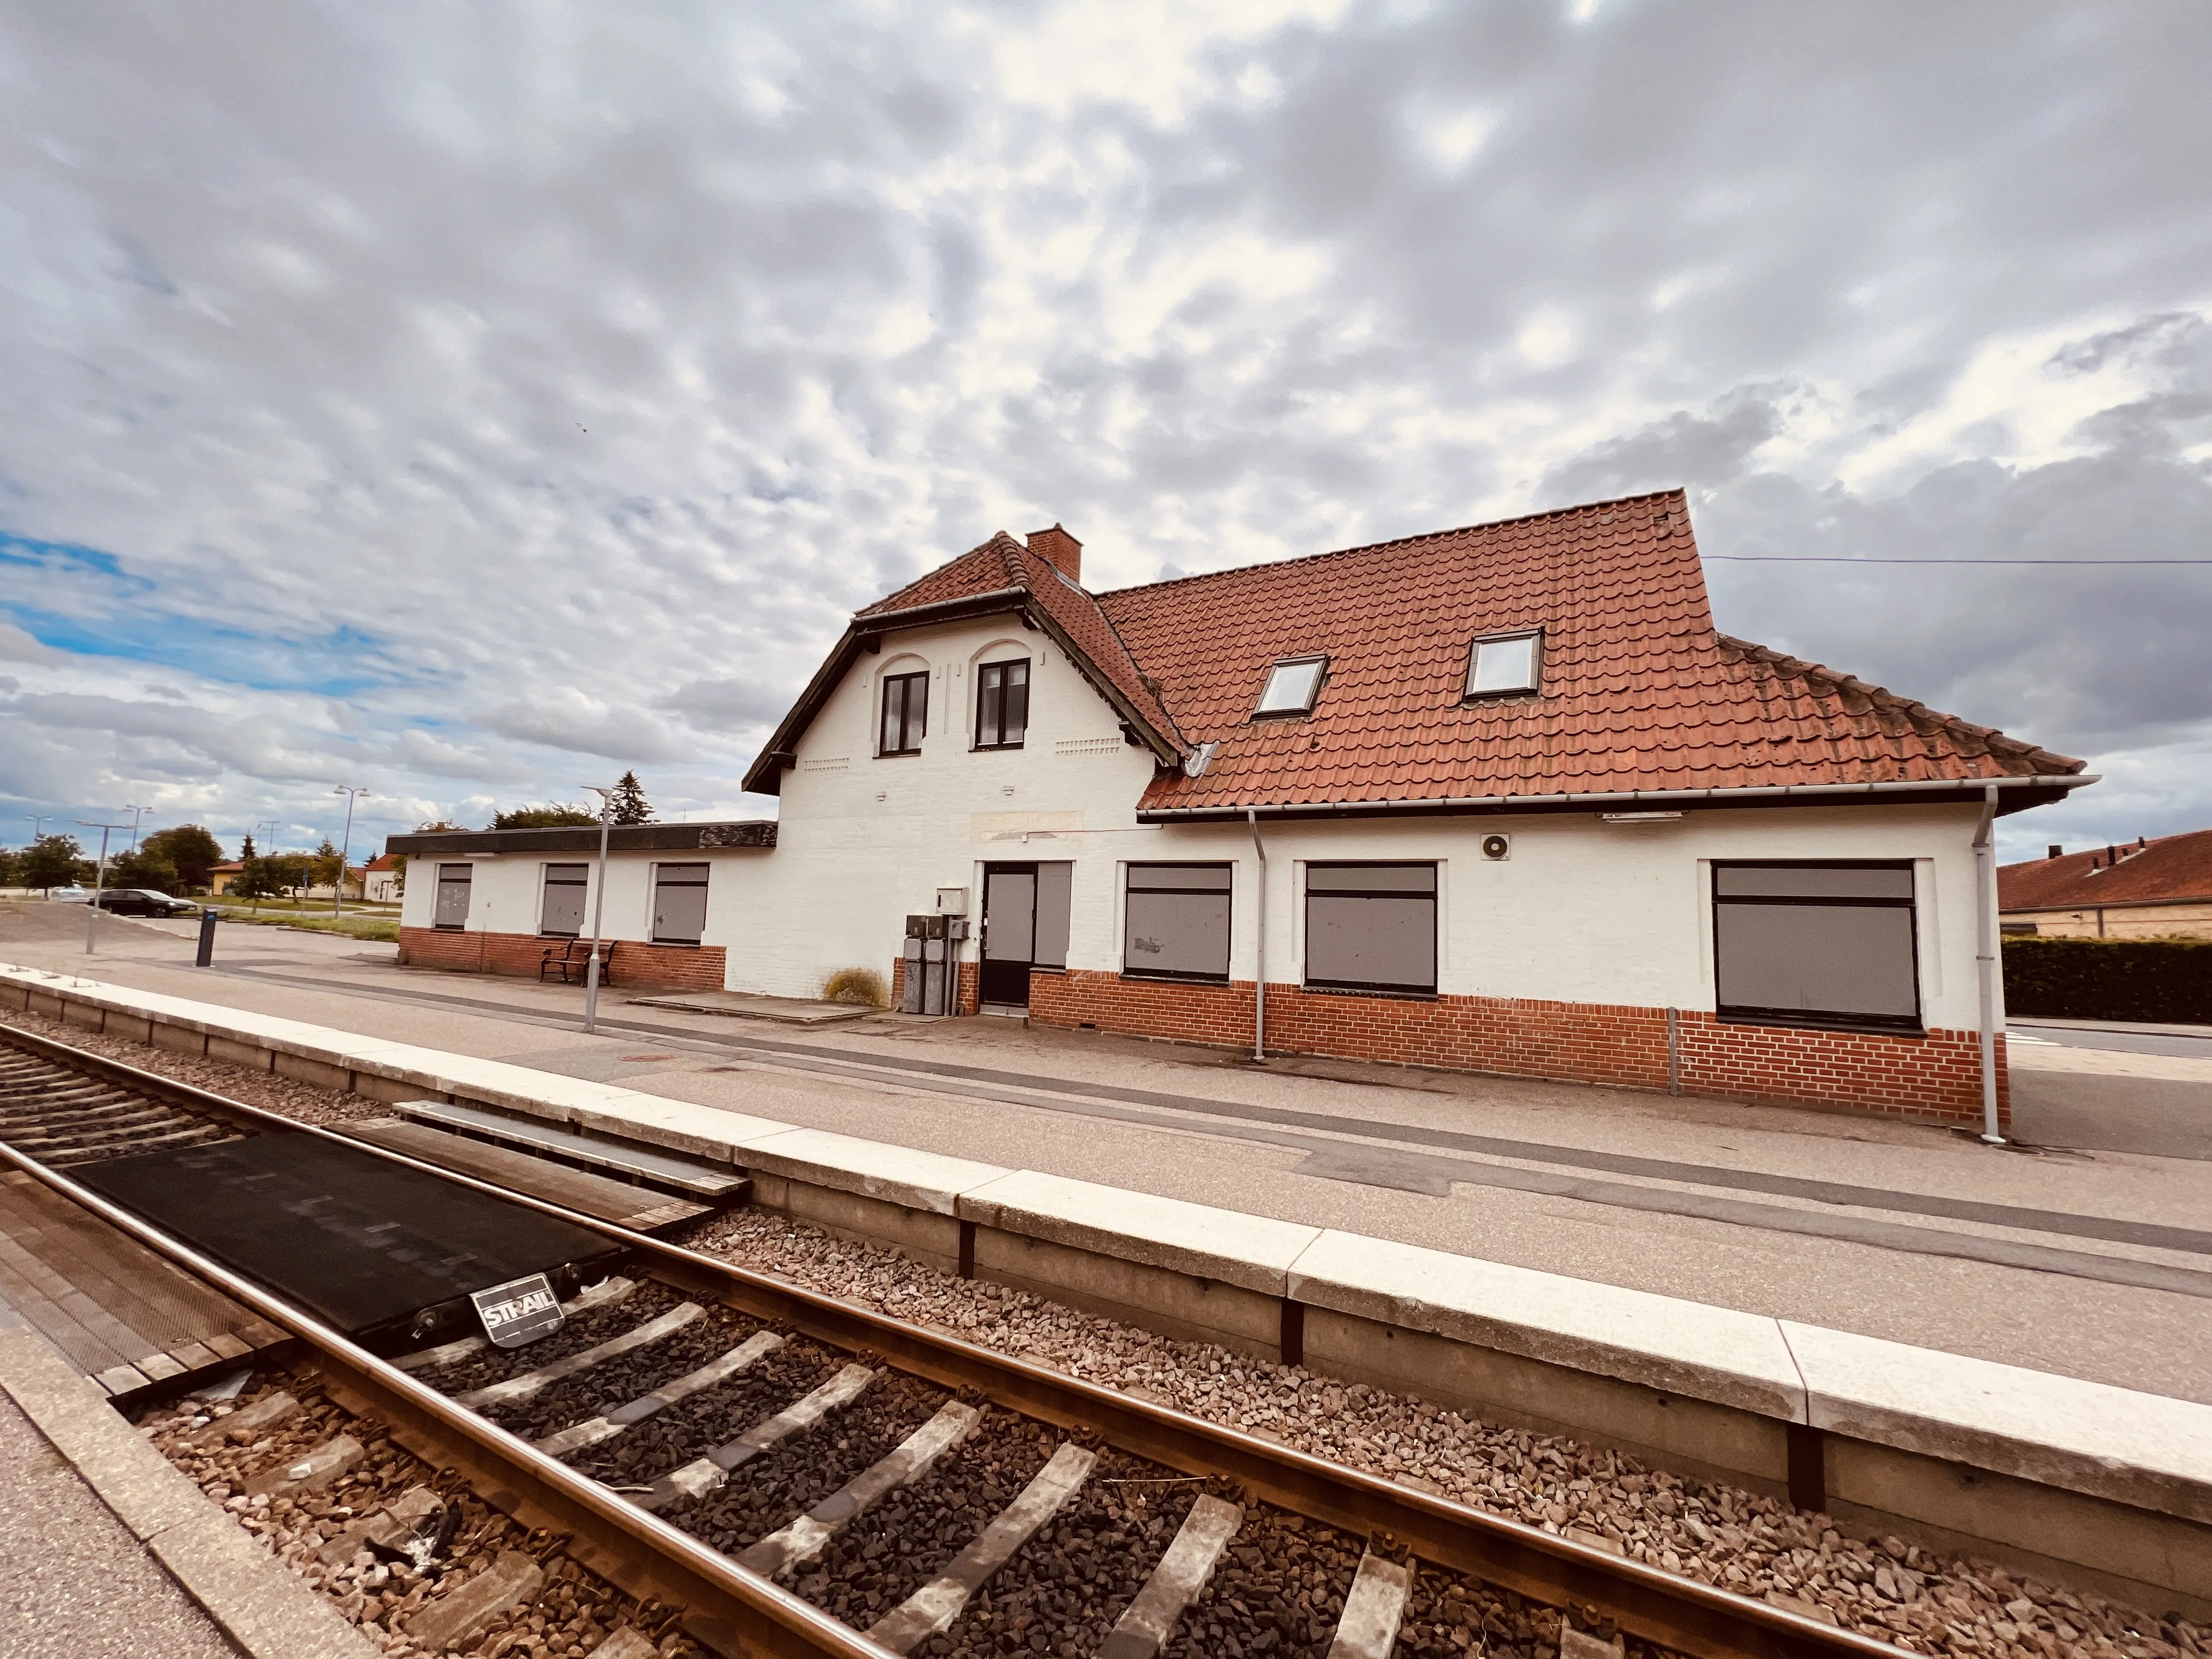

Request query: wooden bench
[{"left": 539, "top": 936, "right": 613, "bottom": 985}]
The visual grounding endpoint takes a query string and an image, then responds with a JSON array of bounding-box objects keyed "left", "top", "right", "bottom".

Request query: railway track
[{"left": 0, "top": 1022, "right": 1889, "bottom": 1659}]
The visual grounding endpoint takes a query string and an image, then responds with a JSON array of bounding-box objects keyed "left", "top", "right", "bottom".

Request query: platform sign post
[
  {"left": 469, "top": 1272, "right": 565, "bottom": 1348},
  {"left": 195, "top": 907, "right": 219, "bottom": 967}
]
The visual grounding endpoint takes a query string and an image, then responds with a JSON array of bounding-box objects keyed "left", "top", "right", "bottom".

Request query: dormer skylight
[
  {"left": 1465, "top": 630, "right": 1543, "bottom": 699},
  {"left": 1253, "top": 656, "right": 1327, "bottom": 718}
]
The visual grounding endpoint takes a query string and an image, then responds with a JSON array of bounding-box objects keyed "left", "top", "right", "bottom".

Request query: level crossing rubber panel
[{"left": 75, "top": 1132, "right": 622, "bottom": 1336}]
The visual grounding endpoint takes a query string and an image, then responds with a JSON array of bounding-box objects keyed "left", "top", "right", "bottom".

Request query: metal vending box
[{"left": 901, "top": 913, "right": 951, "bottom": 1014}]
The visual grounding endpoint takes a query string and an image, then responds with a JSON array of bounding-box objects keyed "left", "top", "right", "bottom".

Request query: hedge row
[{"left": 2002, "top": 936, "right": 2212, "bottom": 1025}]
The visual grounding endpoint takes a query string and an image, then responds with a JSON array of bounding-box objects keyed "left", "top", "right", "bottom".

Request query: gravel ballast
[
  {"left": 141, "top": 1377, "right": 689, "bottom": 1658},
  {"left": 10, "top": 1002, "right": 2208, "bottom": 1658}
]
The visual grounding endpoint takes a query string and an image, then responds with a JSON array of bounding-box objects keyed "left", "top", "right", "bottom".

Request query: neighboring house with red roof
[
  {"left": 363, "top": 853, "right": 403, "bottom": 905},
  {"left": 393, "top": 491, "right": 2093, "bottom": 1125},
  {"left": 1999, "top": 831, "right": 2212, "bottom": 939}
]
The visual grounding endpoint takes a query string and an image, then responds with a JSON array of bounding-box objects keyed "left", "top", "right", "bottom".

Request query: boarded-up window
[
  {"left": 975, "top": 659, "right": 1030, "bottom": 748},
  {"left": 1124, "top": 864, "right": 1231, "bottom": 983},
  {"left": 433, "top": 863, "right": 472, "bottom": 930},
  {"left": 1033, "top": 862, "right": 1073, "bottom": 969},
  {"left": 1305, "top": 864, "right": 1437, "bottom": 995},
  {"left": 1713, "top": 862, "right": 1921, "bottom": 1033},
  {"left": 881, "top": 670, "right": 928, "bottom": 755},
  {"left": 540, "top": 864, "right": 589, "bottom": 937},
  {"left": 652, "top": 862, "right": 709, "bottom": 946}
]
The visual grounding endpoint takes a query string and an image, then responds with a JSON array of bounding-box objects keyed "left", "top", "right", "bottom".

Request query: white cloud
[
  {"left": 0, "top": 623, "right": 60, "bottom": 665},
  {"left": 0, "top": 1, "right": 2205, "bottom": 858}
]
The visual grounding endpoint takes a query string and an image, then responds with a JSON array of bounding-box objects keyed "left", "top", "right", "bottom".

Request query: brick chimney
[{"left": 1026, "top": 524, "right": 1082, "bottom": 585}]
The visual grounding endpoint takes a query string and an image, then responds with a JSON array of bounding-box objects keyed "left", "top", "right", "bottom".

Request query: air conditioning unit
[{"left": 1480, "top": 833, "right": 1511, "bottom": 862}]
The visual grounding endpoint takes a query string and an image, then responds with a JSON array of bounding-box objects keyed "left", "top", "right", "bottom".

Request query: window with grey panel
[
  {"left": 1122, "top": 864, "right": 1231, "bottom": 983},
  {"left": 1713, "top": 862, "right": 1921, "bottom": 1034},
  {"left": 652, "top": 862, "right": 710, "bottom": 946},
  {"left": 539, "top": 863, "right": 588, "bottom": 937},
  {"left": 1304, "top": 863, "right": 1437, "bottom": 995},
  {"left": 1032, "top": 862, "right": 1073, "bottom": 969},
  {"left": 433, "top": 863, "right": 472, "bottom": 930}
]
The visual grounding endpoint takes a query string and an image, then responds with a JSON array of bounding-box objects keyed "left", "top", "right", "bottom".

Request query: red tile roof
[
  {"left": 1101, "top": 490, "right": 2083, "bottom": 812},
  {"left": 2000, "top": 830, "right": 2212, "bottom": 911},
  {"left": 755, "top": 490, "right": 2088, "bottom": 811},
  {"left": 365, "top": 853, "right": 400, "bottom": 871},
  {"left": 864, "top": 531, "right": 1184, "bottom": 754}
]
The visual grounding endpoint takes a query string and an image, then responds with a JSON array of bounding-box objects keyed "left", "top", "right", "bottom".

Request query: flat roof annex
[{"left": 385, "top": 822, "right": 776, "bottom": 857}]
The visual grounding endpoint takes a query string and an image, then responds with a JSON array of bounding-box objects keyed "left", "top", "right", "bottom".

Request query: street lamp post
[
  {"left": 330, "top": 787, "right": 370, "bottom": 916},
  {"left": 580, "top": 785, "right": 614, "bottom": 1035},
  {"left": 76, "top": 819, "right": 132, "bottom": 955},
  {"left": 123, "top": 805, "right": 151, "bottom": 852},
  {"left": 249, "top": 820, "right": 280, "bottom": 912}
]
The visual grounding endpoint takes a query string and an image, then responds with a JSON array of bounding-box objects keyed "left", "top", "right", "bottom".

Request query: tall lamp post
[
  {"left": 579, "top": 784, "right": 614, "bottom": 1034},
  {"left": 123, "top": 805, "right": 152, "bottom": 852},
  {"left": 330, "top": 787, "right": 370, "bottom": 915},
  {"left": 76, "top": 819, "right": 132, "bottom": 955}
]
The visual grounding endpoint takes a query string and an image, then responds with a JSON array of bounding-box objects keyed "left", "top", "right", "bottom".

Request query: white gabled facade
[{"left": 390, "top": 502, "right": 2094, "bottom": 1127}]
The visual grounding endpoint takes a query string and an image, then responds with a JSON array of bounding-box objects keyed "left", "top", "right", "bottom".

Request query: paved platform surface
[
  {"left": 7, "top": 906, "right": 2210, "bottom": 1404},
  {"left": 0, "top": 1370, "right": 238, "bottom": 1658}
]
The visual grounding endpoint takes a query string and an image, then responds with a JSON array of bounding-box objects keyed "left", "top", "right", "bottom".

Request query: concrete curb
[
  {"left": 4, "top": 961, "right": 2209, "bottom": 1617},
  {"left": 0, "top": 1307, "right": 380, "bottom": 1658}
]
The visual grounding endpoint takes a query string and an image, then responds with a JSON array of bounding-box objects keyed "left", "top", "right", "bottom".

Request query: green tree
[
  {"left": 608, "top": 770, "right": 654, "bottom": 825},
  {"left": 21, "top": 834, "right": 84, "bottom": 894},
  {"left": 0, "top": 847, "right": 19, "bottom": 889},
  {"left": 416, "top": 819, "right": 465, "bottom": 832},
  {"left": 264, "top": 851, "right": 314, "bottom": 896},
  {"left": 238, "top": 833, "right": 257, "bottom": 861},
  {"left": 230, "top": 856, "right": 282, "bottom": 906},
  {"left": 111, "top": 848, "right": 180, "bottom": 893},
  {"left": 309, "top": 838, "right": 346, "bottom": 893},
  {"left": 141, "top": 825, "right": 224, "bottom": 890},
  {"left": 490, "top": 804, "right": 602, "bottom": 828}
]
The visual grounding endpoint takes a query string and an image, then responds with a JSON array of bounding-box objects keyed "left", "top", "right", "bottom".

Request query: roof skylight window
[
  {"left": 1253, "top": 656, "right": 1327, "bottom": 718},
  {"left": 1465, "top": 630, "right": 1542, "bottom": 699}
]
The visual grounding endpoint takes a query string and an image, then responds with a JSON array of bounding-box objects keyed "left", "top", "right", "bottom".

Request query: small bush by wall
[
  {"left": 2002, "top": 937, "right": 2212, "bottom": 1025},
  {"left": 822, "top": 966, "right": 890, "bottom": 1008}
]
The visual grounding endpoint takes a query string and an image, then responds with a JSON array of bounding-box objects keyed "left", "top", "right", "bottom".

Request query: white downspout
[
  {"left": 1248, "top": 806, "right": 1267, "bottom": 1062},
  {"left": 1972, "top": 783, "right": 2004, "bottom": 1145}
]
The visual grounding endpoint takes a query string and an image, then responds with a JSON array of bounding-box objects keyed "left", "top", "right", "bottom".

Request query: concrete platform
[
  {"left": 0, "top": 1287, "right": 379, "bottom": 1657},
  {"left": 7, "top": 954, "right": 2210, "bottom": 1617},
  {"left": 625, "top": 988, "right": 874, "bottom": 1025},
  {"left": 4, "top": 911, "right": 2209, "bottom": 1405}
]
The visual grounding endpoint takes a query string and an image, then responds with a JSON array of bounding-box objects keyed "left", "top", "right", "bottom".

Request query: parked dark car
[{"left": 92, "top": 889, "right": 201, "bottom": 917}]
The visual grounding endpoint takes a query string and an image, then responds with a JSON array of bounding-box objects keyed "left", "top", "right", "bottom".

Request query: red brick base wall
[
  {"left": 397, "top": 928, "right": 726, "bottom": 993},
  {"left": 1026, "top": 970, "right": 2006, "bottom": 1126}
]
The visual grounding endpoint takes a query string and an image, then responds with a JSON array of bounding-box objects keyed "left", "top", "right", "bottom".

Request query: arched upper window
[
  {"left": 878, "top": 657, "right": 929, "bottom": 755},
  {"left": 975, "top": 657, "right": 1030, "bottom": 749}
]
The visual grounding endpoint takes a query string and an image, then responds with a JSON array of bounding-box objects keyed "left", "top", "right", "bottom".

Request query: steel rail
[
  {"left": 0, "top": 1125, "right": 887, "bottom": 1659},
  {"left": 0, "top": 1022, "right": 1898, "bottom": 1659}
]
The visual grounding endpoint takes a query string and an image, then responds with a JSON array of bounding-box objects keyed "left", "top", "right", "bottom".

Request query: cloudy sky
[{"left": 2, "top": 1, "right": 2207, "bottom": 865}]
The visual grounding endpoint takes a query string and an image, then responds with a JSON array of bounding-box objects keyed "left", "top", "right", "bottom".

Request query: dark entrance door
[{"left": 981, "top": 863, "right": 1037, "bottom": 1007}]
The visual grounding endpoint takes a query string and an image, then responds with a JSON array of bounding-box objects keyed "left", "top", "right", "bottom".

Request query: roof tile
[
  {"left": 1088, "top": 490, "right": 2081, "bottom": 810},
  {"left": 1999, "top": 830, "right": 2212, "bottom": 911}
]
